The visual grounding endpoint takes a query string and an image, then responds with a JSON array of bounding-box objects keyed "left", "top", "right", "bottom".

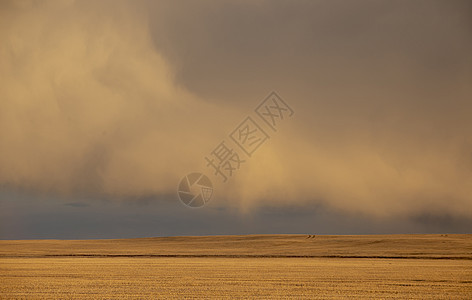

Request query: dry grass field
[{"left": 1, "top": 234, "right": 471, "bottom": 299}]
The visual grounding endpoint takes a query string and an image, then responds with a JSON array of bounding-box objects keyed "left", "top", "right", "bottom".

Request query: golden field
[{"left": 1, "top": 235, "right": 471, "bottom": 299}]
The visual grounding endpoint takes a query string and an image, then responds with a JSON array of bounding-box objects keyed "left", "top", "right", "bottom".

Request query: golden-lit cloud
[
  {"left": 0, "top": 0, "right": 224, "bottom": 195},
  {"left": 1, "top": 0, "right": 471, "bottom": 218}
]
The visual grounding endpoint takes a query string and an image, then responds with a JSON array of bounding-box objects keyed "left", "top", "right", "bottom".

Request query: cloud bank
[{"left": 1, "top": 0, "right": 471, "bottom": 218}]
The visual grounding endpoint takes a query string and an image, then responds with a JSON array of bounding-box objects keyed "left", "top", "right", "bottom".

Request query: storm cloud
[{"left": 1, "top": 0, "right": 471, "bottom": 222}]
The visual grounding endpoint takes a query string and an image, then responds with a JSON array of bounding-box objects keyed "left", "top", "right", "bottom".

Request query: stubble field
[{"left": 1, "top": 234, "right": 471, "bottom": 299}]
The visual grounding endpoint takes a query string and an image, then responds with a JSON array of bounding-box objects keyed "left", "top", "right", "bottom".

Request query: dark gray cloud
[
  {"left": 2, "top": 188, "right": 471, "bottom": 239},
  {"left": 148, "top": 0, "right": 472, "bottom": 103}
]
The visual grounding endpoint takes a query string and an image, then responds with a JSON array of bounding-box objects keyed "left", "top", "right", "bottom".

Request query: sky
[{"left": 1, "top": 0, "right": 471, "bottom": 239}]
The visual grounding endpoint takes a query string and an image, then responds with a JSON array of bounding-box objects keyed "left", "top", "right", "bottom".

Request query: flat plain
[{"left": 1, "top": 234, "right": 471, "bottom": 299}]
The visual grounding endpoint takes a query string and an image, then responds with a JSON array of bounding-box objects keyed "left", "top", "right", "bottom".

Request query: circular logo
[{"left": 177, "top": 173, "right": 213, "bottom": 208}]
